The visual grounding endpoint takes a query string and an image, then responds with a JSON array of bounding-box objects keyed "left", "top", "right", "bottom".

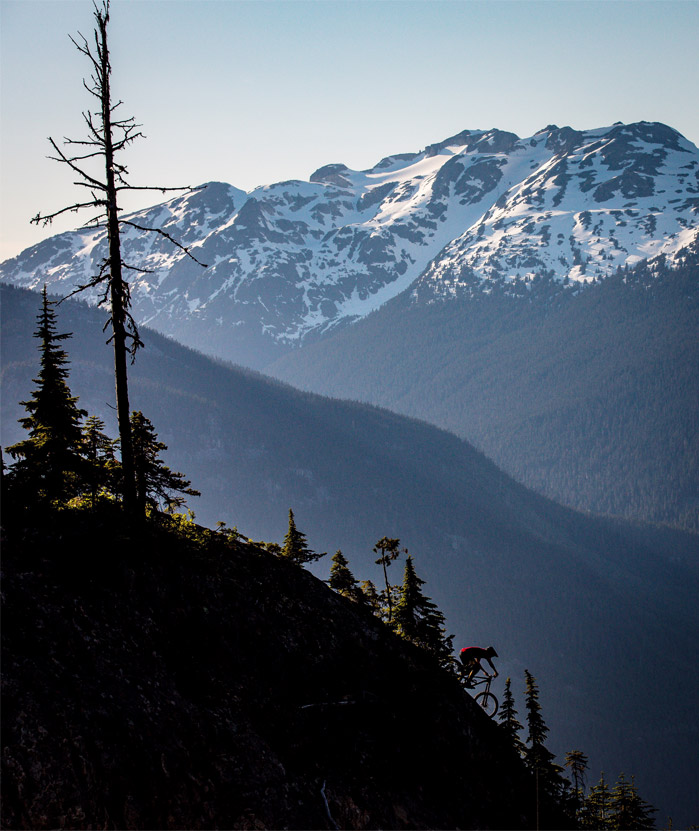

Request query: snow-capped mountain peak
[{"left": 1, "top": 121, "right": 697, "bottom": 366}]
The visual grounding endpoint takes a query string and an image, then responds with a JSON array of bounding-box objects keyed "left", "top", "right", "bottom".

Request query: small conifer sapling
[
  {"left": 328, "top": 550, "right": 366, "bottom": 603},
  {"left": 281, "top": 509, "right": 325, "bottom": 565},
  {"left": 130, "top": 410, "right": 200, "bottom": 515},
  {"left": 359, "top": 579, "right": 382, "bottom": 616},
  {"left": 81, "top": 415, "right": 119, "bottom": 509}
]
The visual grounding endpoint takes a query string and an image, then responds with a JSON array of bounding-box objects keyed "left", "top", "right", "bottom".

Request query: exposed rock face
[
  {"left": 1, "top": 511, "right": 544, "bottom": 830},
  {"left": 1, "top": 121, "right": 697, "bottom": 367}
]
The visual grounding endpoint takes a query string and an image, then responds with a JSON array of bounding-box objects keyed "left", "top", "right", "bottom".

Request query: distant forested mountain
[
  {"left": 2, "top": 283, "right": 698, "bottom": 825},
  {"left": 270, "top": 246, "right": 699, "bottom": 531}
]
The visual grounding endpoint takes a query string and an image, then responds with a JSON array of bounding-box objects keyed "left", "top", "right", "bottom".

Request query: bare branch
[
  {"left": 105, "top": 317, "right": 145, "bottom": 362},
  {"left": 111, "top": 115, "right": 139, "bottom": 128},
  {"left": 83, "top": 111, "right": 104, "bottom": 144},
  {"left": 122, "top": 220, "right": 208, "bottom": 267},
  {"left": 64, "top": 136, "right": 102, "bottom": 147},
  {"left": 116, "top": 184, "right": 195, "bottom": 194},
  {"left": 72, "top": 180, "right": 108, "bottom": 191},
  {"left": 113, "top": 133, "right": 136, "bottom": 147},
  {"left": 31, "top": 199, "right": 106, "bottom": 226},
  {"left": 79, "top": 214, "right": 107, "bottom": 229},
  {"left": 47, "top": 136, "right": 105, "bottom": 189},
  {"left": 48, "top": 152, "right": 107, "bottom": 182},
  {"left": 123, "top": 309, "right": 145, "bottom": 361},
  {"left": 68, "top": 32, "right": 93, "bottom": 61},
  {"left": 58, "top": 261, "right": 111, "bottom": 304},
  {"left": 112, "top": 131, "right": 144, "bottom": 150},
  {"left": 61, "top": 145, "right": 104, "bottom": 161},
  {"left": 81, "top": 78, "right": 102, "bottom": 101},
  {"left": 122, "top": 262, "right": 156, "bottom": 275}
]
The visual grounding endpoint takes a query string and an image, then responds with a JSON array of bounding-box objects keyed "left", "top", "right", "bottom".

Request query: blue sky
[{"left": 1, "top": 0, "right": 698, "bottom": 260}]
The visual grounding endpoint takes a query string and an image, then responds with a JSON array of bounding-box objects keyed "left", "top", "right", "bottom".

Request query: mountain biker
[{"left": 459, "top": 646, "right": 498, "bottom": 687}]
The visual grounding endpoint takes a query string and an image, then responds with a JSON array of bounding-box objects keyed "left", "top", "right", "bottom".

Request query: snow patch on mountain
[{"left": 1, "top": 122, "right": 697, "bottom": 357}]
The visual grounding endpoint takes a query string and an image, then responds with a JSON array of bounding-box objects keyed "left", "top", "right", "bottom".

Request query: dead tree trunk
[
  {"left": 97, "top": 8, "right": 136, "bottom": 514},
  {"left": 31, "top": 0, "right": 205, "bottom": 519}
]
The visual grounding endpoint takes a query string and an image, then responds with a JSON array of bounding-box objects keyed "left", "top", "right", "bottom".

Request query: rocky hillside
[
  {"left": 1, "top": 121, "right": 697, "bottom": 368},
  {"left": 1, "top": 508, "right": 546, "bottom": 830}
]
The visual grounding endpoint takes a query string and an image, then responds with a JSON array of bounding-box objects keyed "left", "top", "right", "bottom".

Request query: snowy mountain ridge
[{"left": 2, "top": 121, "right": 697, "bottom": 365}]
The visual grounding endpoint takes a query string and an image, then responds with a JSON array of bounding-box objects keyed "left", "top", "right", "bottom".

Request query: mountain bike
[{"left": 457, "top": 667, "right": 499, "bottom": 717}]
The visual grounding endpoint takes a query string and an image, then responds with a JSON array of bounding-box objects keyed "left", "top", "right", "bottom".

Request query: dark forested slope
[
  {"left": 1, "top": 509, "right": 544, "bottom": 830},
  {"left": 2, "top": 284, "right": 698, "bottom": 826},
  {"left": 269, "top": 251, "right": 699, "bottom": 531}
]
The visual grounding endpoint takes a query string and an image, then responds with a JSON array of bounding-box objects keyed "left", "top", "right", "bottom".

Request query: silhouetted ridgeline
[{"left": 1, "top": 508, "right": 556, "bottom": 830}]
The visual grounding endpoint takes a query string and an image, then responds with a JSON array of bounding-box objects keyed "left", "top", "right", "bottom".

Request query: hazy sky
[{"left": 1, "top": 0, "right": 698, "bottom": 261}]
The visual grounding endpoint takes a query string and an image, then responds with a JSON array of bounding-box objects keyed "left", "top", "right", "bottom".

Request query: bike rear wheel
[{"left": 475, "top": 691, "right": 498, "bottom": 717}]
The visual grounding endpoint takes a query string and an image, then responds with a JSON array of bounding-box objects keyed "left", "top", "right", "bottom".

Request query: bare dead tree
[{"left": 32, "top": 0, "right": 205, "bottom": 517}]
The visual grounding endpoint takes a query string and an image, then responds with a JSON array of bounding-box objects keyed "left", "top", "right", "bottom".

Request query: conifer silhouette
[
  {"left": 6, "top": 287, "right": 87, "bottom": 505},
  {"left": 608, "top": 773, "right": 656, "bottom": 830},
  {"left": 328, "top": 550, "right": 366, "bottom": 603},
  {"left": 281, "top": 509, "right": 325, "bottom": 565},
  {"left": 130, "top": 411, "right": 199, "bottom": 515},
  {"left": 564, "top": 750, "right": 589, "bottom": 816},
  {"left": 582, "top": 772, "right": 612, "bottom": 829},
  {"left": 392, "top": 555, "right": 454, "bottom": 666},
  {"left": 359, "top": 579, "right": 382, "bottom": 616},
  {"left": 498, "top": 678, "right": 526, "bottom": 757},
  {"left": 524, "top": 669, "right": 567, "bottom": 821},
  {"left": 81, "top": 415, "right": 119, "bottom": 509}
]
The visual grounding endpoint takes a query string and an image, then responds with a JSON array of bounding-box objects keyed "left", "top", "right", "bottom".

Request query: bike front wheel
[{"left": 475, "top": 691, "right": 499, "bottom": 718}]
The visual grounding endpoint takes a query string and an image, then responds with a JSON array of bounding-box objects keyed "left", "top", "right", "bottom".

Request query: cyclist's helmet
[{"left": 487, "top": 646, "right": 498, "bottom": 658}]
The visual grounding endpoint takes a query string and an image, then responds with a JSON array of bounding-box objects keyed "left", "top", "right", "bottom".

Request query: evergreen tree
[
  {"left": 130, "top": 410, "right": 199, "bottom": 516},
  {"left": 81, "top": 415, "right": 119, "bottom": 509},
  {"left": 524, "top": 670, "right": 548, "bottom": 751},
  {"left": 609, "top": 773, "right": 656, "bottom": 830},
  {"left": 628, "top": 776, "right": 657, "bottom": 831},
  {"left": 281, "top": 508, "right": 325, "bottom": 565},
  {"left": 498, "top": 677, "right": 526, "bottom": 757},
  {"left": 524, "top": 670, "right": 567, "bottom": 812},
  {"left": 582, "top": 772, "right": 612, "bottom": 830},
  {"left": 565, "top": 750, "right": 589, "bottom": 816},
  {"left": 6, "top": 287, "right": 87, "bottom": 505},
  {"left": 359, "top": 579, "right": 383, "bottom": 616},
  {"left": 328, "top": 550, "right": 366, "bottom": 604},
  {"left": 392, "top": 555, "right": 454, "bottom": 665},
  {"left": 373, "top": 536, "right": 402, "bottom": 621}
]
